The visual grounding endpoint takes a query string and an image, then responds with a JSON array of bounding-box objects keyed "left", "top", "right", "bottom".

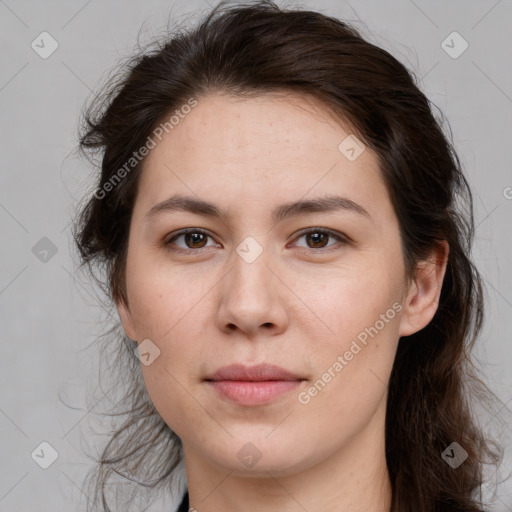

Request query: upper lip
[{"left": 205, "top": 363, "right": 304, "bottom": 382}]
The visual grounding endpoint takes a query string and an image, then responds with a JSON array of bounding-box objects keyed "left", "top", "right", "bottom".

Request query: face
[{"left": 116, "top": 92, "right": 440, "bottom": 480}]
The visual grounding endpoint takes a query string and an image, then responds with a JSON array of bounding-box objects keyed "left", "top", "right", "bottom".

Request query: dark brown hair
[{"left": 72, "top": 1, "right": 504, "bottom": 511}]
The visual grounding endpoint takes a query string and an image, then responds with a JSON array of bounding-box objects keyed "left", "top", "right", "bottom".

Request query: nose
[{"left": 216, "top": 245, "right": 289, "bottom": 338}]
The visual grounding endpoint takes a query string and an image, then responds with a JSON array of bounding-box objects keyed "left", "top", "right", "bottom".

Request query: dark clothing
[
  {"left": 175, "top": 490, "right": 491, "bottom": 511},
  {"left": 177, "top": 490, "right": 189, "bottom": 511}
]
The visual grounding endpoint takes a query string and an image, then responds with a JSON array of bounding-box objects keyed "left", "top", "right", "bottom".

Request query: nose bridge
[
  {"left": 230, "top": 234, "right": 274, "bottom": 299},
  {"left": 217, "top": 234, "right": 287, "bottom": 334}
]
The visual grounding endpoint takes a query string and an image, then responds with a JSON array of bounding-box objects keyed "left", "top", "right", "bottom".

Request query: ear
[
  {"left": 398, "top": 240, "right": 449, "bottom": 337},
  {"left": 110, "top": 259, "right": 139, "bottom": 342},
  {"left": 115, "top": 297, "right": 139, "bottom": 342}
]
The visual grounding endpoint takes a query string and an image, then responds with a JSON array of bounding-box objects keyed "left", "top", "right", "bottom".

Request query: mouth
[{"left": 204, "top": 363, "right": 306, "bottom": 405}]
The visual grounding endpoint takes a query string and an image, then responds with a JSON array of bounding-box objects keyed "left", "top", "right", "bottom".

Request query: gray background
[{"left": 1, "top": 0, "right": 511, "bottom": 510}]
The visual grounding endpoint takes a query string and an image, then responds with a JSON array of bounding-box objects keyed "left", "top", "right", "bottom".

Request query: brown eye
[
  {"left": 293, "top": 228, "right": 348, "bottom": 250},
  {"left": 165, "top": 229, "right": 216, "bottom": 252}
]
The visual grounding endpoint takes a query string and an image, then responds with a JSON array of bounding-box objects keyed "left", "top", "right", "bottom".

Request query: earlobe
[
  {"left": 110, "top": 260, "right": 138, "bottom": 342},
  {"left": 115, "top": 298, "right": 138, "bottom": 342},
  {"left": 398, "top": 240, "right": 449, "bottom": 337}
]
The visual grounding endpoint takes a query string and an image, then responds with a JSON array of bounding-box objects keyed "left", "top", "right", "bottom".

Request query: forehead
[
  {"left": 136, "top": 92, "right": 388, "bottom": 220},
  {"left": 148, "top": 91, "right": 356, "bottom": 162}
]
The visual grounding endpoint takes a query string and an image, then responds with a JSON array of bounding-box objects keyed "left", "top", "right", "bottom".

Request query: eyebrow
[{"left": 145, "top": 193, "right": 372, "bottom": 224}]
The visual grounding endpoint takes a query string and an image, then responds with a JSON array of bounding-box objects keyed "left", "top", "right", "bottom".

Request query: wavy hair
[{"left": 72, "top": 1, "right": 504, "bottom": 510}]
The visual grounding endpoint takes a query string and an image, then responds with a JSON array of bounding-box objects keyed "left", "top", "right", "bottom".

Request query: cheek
[
  {"left": 295, "top": 257, "right": 402, "bottom": 410},
  {"left": 123, "top": 264, "right": 206, "bottom": 424},
  {"left": 296, "top": 298, "right": 400, "bottom": 450},
  {"left": 296, "top": 257, "right": 403, "bottom": 344},
  {"left": 125, "top": 253, "right": 214, "bottom": 340},
  {"left": 135, "top": 317, "right": 207, "bottom": 439}
]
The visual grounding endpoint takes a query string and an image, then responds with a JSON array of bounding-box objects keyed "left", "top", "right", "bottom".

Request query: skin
[{"left": 116, "top": 92, "right": 448, "bottom": 512}]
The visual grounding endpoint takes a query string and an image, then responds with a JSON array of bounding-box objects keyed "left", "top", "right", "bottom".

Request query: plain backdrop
[{"left": 1, "top": 0, "right": 511, "bottom": 510}]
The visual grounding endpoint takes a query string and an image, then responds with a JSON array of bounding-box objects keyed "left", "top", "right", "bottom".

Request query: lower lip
[{"left": 206, "top": 380, "right": 302, "bottom": 405}]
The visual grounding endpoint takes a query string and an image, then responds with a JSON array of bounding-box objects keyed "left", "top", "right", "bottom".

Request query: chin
[{"left": 203, "top": 436, "right": 315, "bottom": 477}]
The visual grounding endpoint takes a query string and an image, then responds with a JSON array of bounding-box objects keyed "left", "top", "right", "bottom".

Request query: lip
[
  {"left": 205, "top": 364, "right": 305, "bottom": 406},
  {"left": 205, "top": 363, "right": 303, "bottom": 382}
]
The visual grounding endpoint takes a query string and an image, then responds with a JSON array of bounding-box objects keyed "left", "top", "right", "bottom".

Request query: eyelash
[{"left": 164, "top": 227, "right": 349, "bottom": 254}]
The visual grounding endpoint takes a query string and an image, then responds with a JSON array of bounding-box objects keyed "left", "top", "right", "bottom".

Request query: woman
[{"left": 72, "top": 1, "right": 503, "bottom": 511}]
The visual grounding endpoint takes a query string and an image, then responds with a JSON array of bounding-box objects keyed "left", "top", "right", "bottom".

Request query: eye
[
  {"left": 164, "top": 228, "right": 218, "bottom": 253},
  {"left": 291, "top": 227, "right": 349, "bottom": 250}
]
